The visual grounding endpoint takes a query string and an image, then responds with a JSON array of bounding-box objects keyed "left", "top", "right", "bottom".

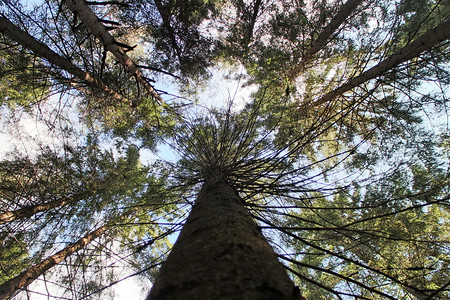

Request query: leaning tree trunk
[
  {"left": 289, "top": 0, "right": 364, "bottom": 79},
  {"left": 310, "top": 17, "right": 450, "bottom": 108},
  {"left": 0, "top": 224, "right": 108, "bottom": 300},
  {"left": 0, "top": 192, "right": 89, "bottom": 225},
  {"left": 147, "top": 175, "right": 302, "bottom": 300},
  {"left": 0, "top": 16, "right": 130, "bottom": 106}
]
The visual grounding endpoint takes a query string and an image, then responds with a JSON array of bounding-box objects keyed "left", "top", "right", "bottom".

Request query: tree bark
[
  {"left": 0, "top": 16, "right": 130, "bottom": 106},
  {"left": 0, "top": 225, "right": 108, "bottom": 300},
  {"left": 243, "top": 0, "right": 263, "bottom": 50},
  {"left": 0, "top": 193, "right": 87, "bottom": 225},
  {"left": 310, "top": 17, "right": 450, "bottom": 108},
  {"left": 290, "top": 0, "right": 364, "bottom": 79},
  {"left": 63, "top": 0, "right": 163, "bottom": 104},
  {"left": 147, "top": 175, "right": 302, "bottom": 300}
]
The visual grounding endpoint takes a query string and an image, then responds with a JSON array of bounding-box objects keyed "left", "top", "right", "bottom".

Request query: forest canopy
[{"left": 0, "top": 0, "right": 449, "bottom": 299}]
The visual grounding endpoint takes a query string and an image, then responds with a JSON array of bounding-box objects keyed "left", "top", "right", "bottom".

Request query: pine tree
[{"left": 1, "top": 0, "right": 449, "bottom": 299}]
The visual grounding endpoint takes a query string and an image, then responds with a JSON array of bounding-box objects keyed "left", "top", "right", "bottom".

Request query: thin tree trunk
[
  {"left": 0, "top": 16, "right": 130, "bottom": 106},
  {"left": 243, "top": 0, "right": 263, "bottom": 50},
  {"left": 153, "top": 0, "right": 183, "bottom": 59},
  {"left": 63, "top": 0, "right": 163, "bottom": 104},
  {"left": 0, "top": 224, "right": 108, "bottom": 300},
  {"left": 147, "top": 175, "right": 302, "bottom": 300},
  {"left": 290, "top": 0, "right": 364, "bottom": 79},
  {"left": 310, "top": 17, "right": 450, "bottom": 108},
  {"left": 0, "top": 193, "right": 87, "bottom": 225}
]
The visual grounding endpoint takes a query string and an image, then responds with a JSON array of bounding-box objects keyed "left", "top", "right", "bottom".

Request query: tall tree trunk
[
  {"left": 0, "top": 224, "right": 108, "bottom": 300},
  {"left": 0, "top": 192, "right": 88, "bottom": 225},
  {"left": 290, "top": 0, "right": 364, "bottom": 79},
  {"left": 0, "top": 16, "right": 130, "bottom": 106},
  {"left": 63, "top": 0, "right": 163, "bottom": 104},
  {"left": 147, "top": 175, "right": 302, "bottom": 300},
  {"left": 310, "top": 17, "right": 450, "bottom": 108},
  {"left": 243, "top": 0, "right": 263, "bottom": 51}
]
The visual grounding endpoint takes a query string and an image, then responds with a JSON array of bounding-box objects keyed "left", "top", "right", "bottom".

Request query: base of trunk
[{"left": 148, "top": 177, "right": 302, "bottom": 300}]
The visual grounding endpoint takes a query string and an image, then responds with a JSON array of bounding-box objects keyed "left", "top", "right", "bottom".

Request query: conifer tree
[{"left": 0, "top": 0, "right": 449, "bottom": 299}]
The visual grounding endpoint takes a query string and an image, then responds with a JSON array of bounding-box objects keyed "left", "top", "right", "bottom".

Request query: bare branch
[{"left": 63, "top": 0, "right": 164, "bottom": 104}]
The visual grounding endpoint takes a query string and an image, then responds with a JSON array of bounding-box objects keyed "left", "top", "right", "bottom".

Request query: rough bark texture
[
  {"left": 0, "top": 16, "right": 129, "bottom": 105},
  {"left": 63, "top": 0, "right": 163, "bottom": 104},
  {"left": 147, "top": 176, "right": 302, "bottom": 300},
  {"left": 311, "top": 17, "right": 450, "bottom": 108},
  {"left": 290, "top": 0, "right": 364, "bottom": 79},
  {"left": 0, "top": 193, "right": 86, "bottom": 225},
  {"left": 0, "top": 225, "right": 108, "bottom": 300}
]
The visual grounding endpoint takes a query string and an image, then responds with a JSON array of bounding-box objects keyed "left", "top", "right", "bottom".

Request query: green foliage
[
  {"left": 284, "top": 159, "right": 449, "bottom": 299},
  {"left": 80, "top": 74, "right": 177, "bottom": 150},
  {"left": 121, "top": 0, "right": 226, "bottom": 80},
  {"left": 0, "top": 46, "right": 50, "bottom": 110},
  {"left": 0, "top": 233, "right": 29, "bottom": 285},
  {"left": 0, "top": 0, "right": 449, "bottom": 298},
  {"left": 0, "top": 139, "right": 176, "bottom": 292},
  {"left": 395, "top": 0, "right": 450, "bottom": 47}
]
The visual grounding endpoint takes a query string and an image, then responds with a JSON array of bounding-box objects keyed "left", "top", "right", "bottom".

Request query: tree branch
[
  {"left": 310, "top": 17, "right": 450, "bottom": 108},
  {"left": 63, "top": 0, "right": 163, "bottom": 104}
]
